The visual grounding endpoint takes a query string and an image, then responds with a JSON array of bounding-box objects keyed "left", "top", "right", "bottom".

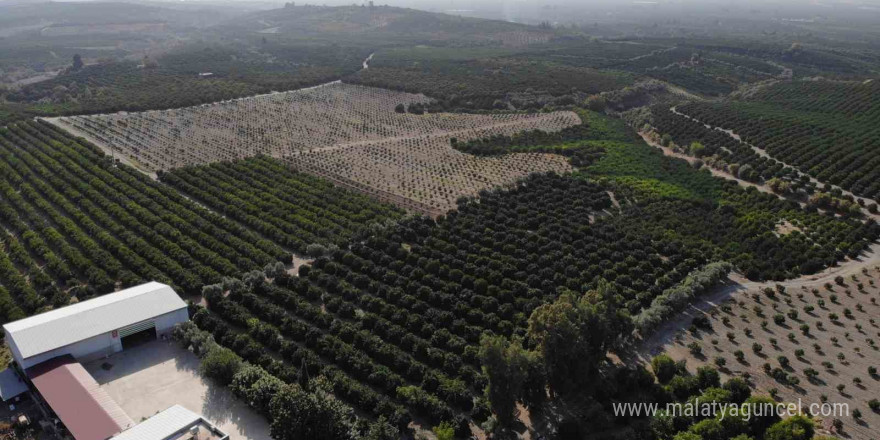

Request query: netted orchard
[{"left": 51, "top": 82, "right": 579, "bottom": 214}]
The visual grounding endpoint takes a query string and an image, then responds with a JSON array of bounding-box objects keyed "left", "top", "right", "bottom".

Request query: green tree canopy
[
  {"left": 478, "top": 334, "right": 536, "bottom": 426},
  {"left": 268, "top": 382, "right": 354, "bottom": 440},
  {"left": 527, "top": 280, "right": 631, "bottom": 394}
]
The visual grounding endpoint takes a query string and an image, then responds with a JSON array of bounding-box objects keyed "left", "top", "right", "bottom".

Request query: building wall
[
  {"left": 13, "top": 307, "right": 189, "bottom": 369},
  {"left": 154, "top": 308, "right": 189, "bottom": 338},
  {"left": 18, "top": 331, "right": 120, "bottom": 369},
  {"left": 4, "top": 330, "right": 25, "bottom": 371}
]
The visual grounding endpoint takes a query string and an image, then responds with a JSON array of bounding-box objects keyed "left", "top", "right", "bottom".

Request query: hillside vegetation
[{"left": 677, "top": 80, "right": 880, "bottom": 201}]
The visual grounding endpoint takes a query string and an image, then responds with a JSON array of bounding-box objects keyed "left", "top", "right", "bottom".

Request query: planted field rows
[
  {"left": 653, "top": 260, "right": 880, "bottom": 440},
  {"left": 190, "top": 174, "right": 644, "bottom": 431},
  {"left": 284, "top": 132, "right": 572, "bottom": 215},
  {"left": 0, "top": 120, "right": 290, "bottom": 316},
  {"left": 159, "top": 156, "right": 406, "bottom": 256},
  {"left": 675, "top": 81, "right": 880, "bottom": 201},
  {"left": 48, "top": 82, "right": 578, "bottom": 215}
]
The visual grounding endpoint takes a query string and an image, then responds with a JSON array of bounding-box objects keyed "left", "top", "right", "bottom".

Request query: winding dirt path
[
  {"left": 633, "top": 242, "right": 880, "bottom": 363},
  {"left": 638, "top": 131, "right": 802, "bottom": 203},
  {"left": 669, "top": 106, "right": 879, "bottom": 210},
  {"left": 634, "top": 127, "right": 880, "bottom": 361}
]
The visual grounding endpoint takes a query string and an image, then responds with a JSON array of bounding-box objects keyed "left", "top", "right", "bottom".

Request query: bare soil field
[
  {"left": 49, "top": 82, "right": 578, "bottom": 214},
  {"left": 285, "top": 126, "right": 572, "bottom": 214},
  {"left": 48, "top": 82, "right": 579, "bottom": 172},
  {"left": 636, "top": 244, "right": 880, "bottom": 440}
]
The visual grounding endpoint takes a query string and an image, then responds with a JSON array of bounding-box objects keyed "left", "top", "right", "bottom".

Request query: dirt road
[
  {"left": 633, "top": 241, "right": 880, "bottom": 363},
  {"left": 634, "top": 129, "right": 880, "bottom": 361},
  {"left": 669, "top": 106, "right": 879, "bottom": 210}
]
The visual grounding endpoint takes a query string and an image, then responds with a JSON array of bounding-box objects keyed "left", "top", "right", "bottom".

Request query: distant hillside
[
  {"left": 221, "top": 4, "right": 556, "bottom": 47},
  {"left": 0, "top": 1, "right": 232, "bottom": 33}
]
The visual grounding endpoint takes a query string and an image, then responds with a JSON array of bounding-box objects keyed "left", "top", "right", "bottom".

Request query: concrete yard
[{"left": 84, "top": 340, "right": 271, "bottom": 440}]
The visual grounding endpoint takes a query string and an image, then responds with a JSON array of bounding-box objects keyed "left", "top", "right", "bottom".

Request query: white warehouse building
[{"left": 3, "top": 281, "right": 189, "bottom": 370}]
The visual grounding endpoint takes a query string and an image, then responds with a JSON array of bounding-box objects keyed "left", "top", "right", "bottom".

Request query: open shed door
[{"left": 118, "top": 321, "right": 156, "bottom": 349}]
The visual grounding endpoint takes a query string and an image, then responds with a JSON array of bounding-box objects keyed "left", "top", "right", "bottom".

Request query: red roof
[{"left": 27, "top": 356, "right": 132, "bottom": 440}]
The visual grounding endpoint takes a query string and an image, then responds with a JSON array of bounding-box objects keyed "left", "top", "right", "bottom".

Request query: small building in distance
[{"left": 3, "top": 281, "right": 188, "bottom": 369}]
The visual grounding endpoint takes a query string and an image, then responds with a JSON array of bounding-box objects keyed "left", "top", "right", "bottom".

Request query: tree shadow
[{"left": 806, "top": 377, "right": 825, "bottom": 386}]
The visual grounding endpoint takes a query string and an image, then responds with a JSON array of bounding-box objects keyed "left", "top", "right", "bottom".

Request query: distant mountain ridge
[{"left": 219, "top": 4, "right": 555, "bottom": 46}]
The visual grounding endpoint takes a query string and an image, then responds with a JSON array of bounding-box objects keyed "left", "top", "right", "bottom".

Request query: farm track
[
  {"left": 633, "top": 242, "right": 880, "bottom": 363},
  {"left": 669, "top": 106, "right": 880, "bottom": 211},
  {"left": 43, "top": 116, "right": 155, "bottom": 178},
  {"left": 638, "top": 131, "right": 787, "bottom": 201},
  {"left": 283, "top": 116, "right": 581, "bottom": 156},
  {"left": 635, "top": 124, "right": 880, "bottom": 432},
  {"left": 637, "top": 122, "right": 880, "bottom": 361}
]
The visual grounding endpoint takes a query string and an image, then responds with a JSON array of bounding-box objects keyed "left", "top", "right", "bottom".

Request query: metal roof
[
  {"left": 110, "top": 405, "right": 210, "bottom": 440},
  {"left": 27, "top": 356, "right": 134, "bottom": 440},
  {"left": 3, "top": 282, "right": 186, "bottom": 359},
  {"left": 0, "top": 367, "right": 28, "bottom": 401}
]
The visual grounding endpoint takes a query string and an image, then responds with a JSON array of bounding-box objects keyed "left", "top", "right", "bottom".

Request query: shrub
[
  {"left": 692, "top": 315, "right": 712, "bottom": 330},
  {"left": 652, "top": 354, "right": 678, "bottom": 384},
  {"left": 634, "top": 262, "right": 733, "bottom": 333},
  {"left": 777, "top": 356, "right": 790, "bottom": 368},
  {"left": 764, "top": 415, "right": 814, "bottom": 440},
  {"left": 431, "top": 421, "right": 455, "bottom": 440},
  {"left": 269, "top": 383, "right": 355, "bottom": 440},
  {"left": 200, "top": 346, "right": 243, "bottom": 386}
]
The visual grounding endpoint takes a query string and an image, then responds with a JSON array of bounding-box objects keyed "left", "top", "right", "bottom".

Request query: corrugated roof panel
[
  {"left": 70, "top": 359, "right": 135, "bottom": 431},
  {"left": 0, "top": 368, "right": 28, "bottom": 401},
  {"left": 27, "top": 356, "right": 134, "bottom": 440},
  {"left": 3, "top": 282, "right": 186, "bottom": 359},
  {"left": 111, "top": 405, "right": 202, "bottom": 440}
]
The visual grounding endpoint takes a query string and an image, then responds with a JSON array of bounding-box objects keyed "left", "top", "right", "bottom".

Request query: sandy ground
[
  {"left": 286, "top": 255, "right": 314, "bottom": 276},
  {"left": 633, "top": 242, "right": 880, "bottom": 439},
  {"left": 636, "top": 242, "right": 880, "bottom": 359},
  {"left": 84, "top": 339, "right": 271, "bottom": 440}
]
